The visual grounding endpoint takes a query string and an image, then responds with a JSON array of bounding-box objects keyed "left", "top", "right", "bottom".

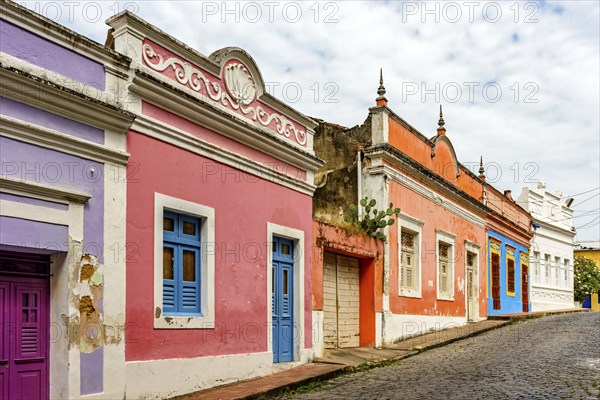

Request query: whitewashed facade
[{"left": 517, "top": 183, "right": 576, "bottom": 311}]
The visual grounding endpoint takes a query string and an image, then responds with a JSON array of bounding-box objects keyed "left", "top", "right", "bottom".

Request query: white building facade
[{"left": 517, "top": 183, "right": 576, "bottom": 311}]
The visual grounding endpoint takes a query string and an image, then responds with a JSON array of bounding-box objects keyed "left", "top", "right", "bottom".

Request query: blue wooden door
[{"left": 272, "top": 237, "right": 294, "bottom": 363}]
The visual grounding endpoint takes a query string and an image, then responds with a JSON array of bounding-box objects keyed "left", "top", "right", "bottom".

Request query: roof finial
[
  {"left": 437, "top": 104, "right": 446, "bottom": 135},
  {"left": 376, "top": 68, "right": 388, "bottom": 106},
  {"left": 478, "top": 156, "right": 486, "bottom": 180},
  {"left": 377, "top": 68, "right": 386, "bottom": 96}
]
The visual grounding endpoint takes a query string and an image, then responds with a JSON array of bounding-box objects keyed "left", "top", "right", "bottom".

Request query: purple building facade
[{"left": 0, "top": 2, "right": 134, "bottom": 398}]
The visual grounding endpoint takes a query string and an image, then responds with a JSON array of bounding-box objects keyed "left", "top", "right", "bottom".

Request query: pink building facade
[{"left": 106, "top": 11, "right": 322, "bottom": 398}]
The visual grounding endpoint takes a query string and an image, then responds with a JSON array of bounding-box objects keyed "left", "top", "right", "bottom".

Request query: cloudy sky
[{"left": 21, "top": 0, "right": 600, "bottom": 240}]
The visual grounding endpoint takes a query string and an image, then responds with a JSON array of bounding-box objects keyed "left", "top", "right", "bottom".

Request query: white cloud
[{"left": 20, "top": 0, "right": 599, "bottom": 239}]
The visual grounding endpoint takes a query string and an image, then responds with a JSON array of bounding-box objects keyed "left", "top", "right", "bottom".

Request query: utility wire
[
  {"left": 577, "top": 216, "right": 600, "bottom": 230},
  {"left": 572, "top": 193, "right": 600, "bottom": 208},
  {"left": 562, "top": 187, "right": 600, "bottom": 199},
  {"left": 547, "top": 211, "right": 600, "bottom": 223}
]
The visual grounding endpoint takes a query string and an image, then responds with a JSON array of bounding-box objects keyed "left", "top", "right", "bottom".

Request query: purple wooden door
[
  {"left": 0, "top": 280, "right": 9, "bottom": 400},
  {"left": 0, "top": 276, "right": 49, "bottom": 400}
]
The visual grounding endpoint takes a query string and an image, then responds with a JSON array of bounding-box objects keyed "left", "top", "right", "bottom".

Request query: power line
[
  {"left": 549, "top": 210, "right": 600, "bottom": 223},
  {"left": 563, "top": 187, "right": 600, "bottom": 199},
  {"left": 572, "top": 193, "right": 600, "bottom": 208},
  {"left": 577, "top": 216, "right": 600, "bottom": 230}
]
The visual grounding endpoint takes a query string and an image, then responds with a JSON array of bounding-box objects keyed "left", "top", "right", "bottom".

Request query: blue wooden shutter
[
  {"left": 162, "top": 211, "right": 202, "bottom": 316},
  {"left": 178, "top": 246, "right": 201, "bottom": 314}
]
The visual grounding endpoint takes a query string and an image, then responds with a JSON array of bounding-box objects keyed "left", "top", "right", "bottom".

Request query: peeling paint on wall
[
  {"left": 77, "top": 254, "right": 104, "bottom": 353},
  {"left": 66, "top": 254, "right": 123, "bottom": 351},
  {"left": 457, "top": 276, "right": 465, "bottom": 293}
]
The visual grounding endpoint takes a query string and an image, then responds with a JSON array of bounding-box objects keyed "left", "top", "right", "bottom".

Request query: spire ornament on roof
[
  {"left": 437, "top": 104, "right": 446, "bottom": 135},
  {"left": 377, "top": 68, "right": 386, "bottom": 97},
  {"left": 479, "top": 156, "right": 486, "bottom": 180},
  {"left": 376, "top": 68, "right": 388, "bottom": 106}
]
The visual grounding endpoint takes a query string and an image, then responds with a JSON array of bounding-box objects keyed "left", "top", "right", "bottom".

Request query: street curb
[
  {"left": 242, "top": 366, "right": 352, "bottom": 400},
  {"left": 488, "top": 308, "right": 589, "bottom": 322},
  {"left": 350, "top": 321, "right": 512, "bottom": 371},
  {"left": 403, "top": 321, "right": 512, "bottom": 355}
]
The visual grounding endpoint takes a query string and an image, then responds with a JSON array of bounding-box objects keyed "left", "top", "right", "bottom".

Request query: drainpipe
[{"left": 357, "top": 146, "right": 363, "bottom": 220}]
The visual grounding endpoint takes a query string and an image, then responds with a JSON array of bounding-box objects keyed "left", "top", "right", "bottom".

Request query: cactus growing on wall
[{"left": 345, "top": 197, "right": 400, "bottom": 241}]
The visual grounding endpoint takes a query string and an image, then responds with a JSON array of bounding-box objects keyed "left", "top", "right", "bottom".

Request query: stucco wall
[
  {"left": 487, "top": 230, "right": 530, "bottom": 315},
  {"left": 125, "top": 130, "right": 314, "bottom": 361},
  {"left": 388, "top": 180, "right": 487, "bottom": 319}
]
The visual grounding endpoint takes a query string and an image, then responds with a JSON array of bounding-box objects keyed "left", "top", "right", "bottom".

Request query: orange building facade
[
  {"left": 311, "top": 222, "right": 384, "bottom": 355},
  {"left": 312, "top": 77, "right": 491, "bottom": 348},
  {"left": 364, "top": 97, "right": 489, "bottom": 344}
]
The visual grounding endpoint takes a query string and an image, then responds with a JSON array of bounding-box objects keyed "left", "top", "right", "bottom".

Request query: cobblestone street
[{"left": 281, "top": 312, "right": 600, "bottom": 400}]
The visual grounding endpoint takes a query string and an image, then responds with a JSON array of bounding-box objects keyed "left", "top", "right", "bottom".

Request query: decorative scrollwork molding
[{"left": 142, "top": 43, "right": 307, "bottom": 146}]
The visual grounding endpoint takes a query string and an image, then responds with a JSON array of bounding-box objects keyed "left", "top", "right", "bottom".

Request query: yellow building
[
  {"left": 585, "top": 293, "right": 600, "bottom": 311},
  {"left": 575, "top": 241, "right": 600, "bottom": 310},
  {"left": 575, "top": 241, "right": 600, "bottom": 266}
]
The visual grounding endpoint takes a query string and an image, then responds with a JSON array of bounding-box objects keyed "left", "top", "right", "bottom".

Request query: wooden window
[
  {"left": 466, "top": 251, "right": 477, "bottom": 298},
  {"left": 506, "top": 246, "right": 516, "bottom": 296},
  {"left": 438, "top": 243, "right": 451, "bottom": 297},
  {"left": 162, "top": 210, "right": 202, "bottom": 316},
  {"left": 467, "top": 252, "right": 474, "bottom": 268},
  {"left": 491, "top": 251, "right": 501, "bottom": 310},
  {"left": 507, "top": 258, "right": 515, "bottom": 295},
  {"left": 400, "top": 231, "right": 416, "bottom": 290}
]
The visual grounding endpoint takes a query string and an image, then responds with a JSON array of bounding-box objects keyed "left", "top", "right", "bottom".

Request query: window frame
[
  {"left": 436, "top": 230, "right": 455, "bottom": 301},
  {"left": 533, "top": 251, "right": 540, "bottom": 285},
  {"left": 397, "top": 213, "right": 423, "bottom": 298},
  {"left": 544, "top": 254, "right": 551, "bottom": 285},
  {"left": 506, "top": 246, "right": 516, "bottom": 297},
  {"left": 162, "top": 211, "right": 202, "bottom": 316},
  {"left": 154, "top": 193, "right": 215, "bottom": 329},
  {"left": 554, "top": 256, "right": 561, "bottom": 287},
  {"left": 489, "top": 238, "right": 502, "bottom": 310},
  {"left": 464, "top": 240, "right": 481, "bottom": 319}
]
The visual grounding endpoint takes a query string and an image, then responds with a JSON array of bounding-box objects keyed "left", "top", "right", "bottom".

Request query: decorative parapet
[
  {"left": 486, "top": 186, "right": 531, "bottom": 233},
  {"left": 517, "top": 186, "right": 574, "bottom": 232},
  {"left": 141, "top": 40, "right": 308, "bottom": 147}
]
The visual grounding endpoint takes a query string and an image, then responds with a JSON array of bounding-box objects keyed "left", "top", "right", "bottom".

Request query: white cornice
[
  {"left": 530, "top": 284, "right": 574, "bottom": 294},
  {"left": 0, "top": 176, "right": 90, "bottom": 204},
  {"left": 132, "top": 115, "right": 317, "bottom": 196},
  {"left": 1, "top": 1, "right": 131, "bottom": 74},
  {"left": 129, "top": 73, "right": 322, "bottom": 173},
  {"left": 369, "top": 164, "right": 486, "bottom": 228},
  {"left": 108, "top": 11, "right": 221, "bottom": 76},
  {"left": 533, "top": 218, "right": 576, "bottom": 238},
  {"left": 1, "top": 52, "right": 124, "bottom": 106},
  {"left": 0, "top": 65, "right": 135, "bottom": 133},
  {"left": 398, "top": 212, "right": 424, "bottom": 227},
  {"left": 1, "top": 115, "right": 130, "bottom": 165},
  {"left": 436, "top": 228, "right": 457, "bottom": 239}
]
